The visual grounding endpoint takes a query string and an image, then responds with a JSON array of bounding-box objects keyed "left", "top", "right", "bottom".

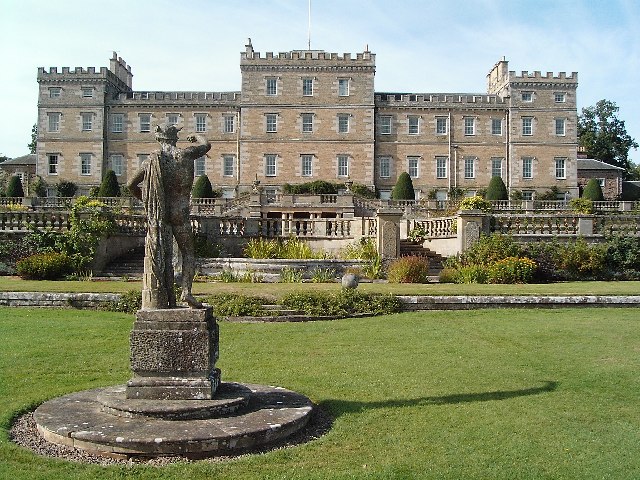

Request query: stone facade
[
  {"left": 577, "top": 158, "right": 624, "bottom": 199},
  {"left": 36, "top": 44, "right": 578, "bottom": 199}
]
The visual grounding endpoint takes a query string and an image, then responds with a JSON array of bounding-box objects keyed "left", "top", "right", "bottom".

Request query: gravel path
[{"left": 10, "top": 405, "right": 332, "bottom": 466}]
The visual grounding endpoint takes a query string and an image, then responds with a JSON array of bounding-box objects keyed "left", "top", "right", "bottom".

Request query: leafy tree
[
  {"left": 582, "top": 178, "right": 604, "bottom": 201},
  {"left": 28, "top": 123, "right": 37, "bottom": 154},
  {"left": 391, "top": 172, "right": 415, "bottom": 200},
  {"left": 6, "top": 176, "right": 24, "bottom": 197},
  {"left": 485, "top": 176, "right": 508, "bottom": 200},
  {"left": 578, "top": 100, "right": 638, "bottom": 178},
  {"left": 192, "top": 175, "right": 215, "bottom": 198},
  {"left": 56, "top": 180, "right": 77, "bottom": 198},
  {"left": 97, "top": 170, "right": 121, "bottom": 197},
  {"left": 0, "top": 154, "right": 7, "bottom": 163}
]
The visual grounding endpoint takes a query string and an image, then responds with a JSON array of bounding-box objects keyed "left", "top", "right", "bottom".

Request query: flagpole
[{"left": 308, "top": 0, "right": 311, "bottom": 50}]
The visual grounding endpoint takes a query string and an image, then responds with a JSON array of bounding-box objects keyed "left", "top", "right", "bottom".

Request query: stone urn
[{"left": 341, "top": 273, "right": 359, "bottom": 289}]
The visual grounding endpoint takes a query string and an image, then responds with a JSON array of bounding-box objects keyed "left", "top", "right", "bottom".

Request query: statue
[{"left": 128, "top": 125, "right": 211, "bottom": 309}]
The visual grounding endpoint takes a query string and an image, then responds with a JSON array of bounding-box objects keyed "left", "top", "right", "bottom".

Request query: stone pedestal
[{"left": 126, "top": 306, "right": 220, "bottom": 400}]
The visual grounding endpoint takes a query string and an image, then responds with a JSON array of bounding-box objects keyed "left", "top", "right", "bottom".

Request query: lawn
[
  {"left": 1, "top": 276, "right": 639, "bottom": 298},
  {"left": 1, "top": 307, "right": 639, "bottom": 479}
]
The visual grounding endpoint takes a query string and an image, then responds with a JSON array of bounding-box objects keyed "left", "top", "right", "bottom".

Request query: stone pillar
[
  {"left": 577, "top": 216, "right": 594, "bottom": 236},
  {"left": 457, "top": 210, "right": 489, "bottom": 253},
  {"left": 376, "top": 209, "right": 402, "bottom": 259},
  {"left": 127, "top": 306, "right": 220, "bottom": 400}
]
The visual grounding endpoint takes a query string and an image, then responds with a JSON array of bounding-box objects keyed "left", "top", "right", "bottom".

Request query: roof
[
  {"left": 577, "top": 158, "right": 625, "bottom": 171},
  {"left": 0, "top": 154, "right": 36, "bottom": 166}
]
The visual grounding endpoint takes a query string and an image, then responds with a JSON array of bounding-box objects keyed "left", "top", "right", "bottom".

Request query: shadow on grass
[{"left": 321, "top": 381, "right": 558, "bottom": 416}]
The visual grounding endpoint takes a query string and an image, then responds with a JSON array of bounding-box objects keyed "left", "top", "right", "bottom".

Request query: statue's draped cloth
[{"left": 141, "top": 152, "right": 176, "bottom": 309}]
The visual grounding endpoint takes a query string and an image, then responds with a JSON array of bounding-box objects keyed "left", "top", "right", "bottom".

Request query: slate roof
[{"left": 577, "top": 158, "right": 625, "bottom": 171}]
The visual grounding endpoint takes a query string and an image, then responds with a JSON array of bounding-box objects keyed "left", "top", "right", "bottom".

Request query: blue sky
[{"left": 1, "top": 0, "right": 638, "bottom": 163}]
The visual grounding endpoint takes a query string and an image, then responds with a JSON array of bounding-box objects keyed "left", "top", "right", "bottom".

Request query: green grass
[
  {"left": 1, "top": 276, "right": 639, "bottom": 298},
  {"left": 1, "top": 307, "right": 639, "bottom": 479}
]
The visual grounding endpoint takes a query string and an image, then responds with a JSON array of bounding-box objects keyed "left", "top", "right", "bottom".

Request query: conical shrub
[
  {"left": 485, "top": 176, "right": 508, "bottom": 200},
  {"left": 192, "top": 175, "right": 215, "bottom": 198},
  {"left": 391, "top": 172, "right": 415, "bottom": 200},
  {"left": 98, "top": 170, "right": 120, "bottom": 197},
  {"left": 582, "top": 178, "right": 604, "bottom": 201}
]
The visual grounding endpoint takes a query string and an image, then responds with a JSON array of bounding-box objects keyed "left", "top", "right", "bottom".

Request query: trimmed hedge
[
  {"left": 387, "top": 256, "right": 431, "bottom": 283},
  {"left": 16, "top": 252, "right": 73, "bottom": 280},
  {"left": 391, "top": 172, "right": 415, "bottom": 200}
]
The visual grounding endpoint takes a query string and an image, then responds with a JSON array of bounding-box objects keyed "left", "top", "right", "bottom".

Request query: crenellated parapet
[
  {"left": 240, "top": 39, "right": 375, "bottom": 72},
  {"left": 376, "top": 93, "right": 507, "bottom": 108},
  {"left": 109, "top": 90, "right": 241, "bottom": 106},
  {"left": 487, "top": 57, "right": 578, "bottom": 96}
]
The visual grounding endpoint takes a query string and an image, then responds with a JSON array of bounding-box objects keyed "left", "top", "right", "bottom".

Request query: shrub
[
  {"left": 455, "top": 265, "right": 489, "bottom": 284},
  {"left": 582, "top": 178, "right": 604, "bottom": 201},
  {"left": 486, "top": 257, "right": 537, "bottom": 284},
  {"left": 192, "top": 175, "right": 215, "bottom": 198},
  {"left": 485, "top": 176, "right": 508, "bottom": 201},
  {"left": 454, "top": 234, "right": 522, "bottom": 268},
  {"left": 56, "top": 180, "right": 77, "bottom": 198},
  {"left": 281, "top": 289, "right": 401, "bottom": 317},
  {"left": 459, "top": 196, "right": 492, "bottom": 212},
  {"left": 97, "top": 170, "right": 121, "bottom": 197},
  {"left": 244, "top": 237, "right": 323, "bottom": 259},
  {"left": 391, "top": 172, "right": 415, "bottom": 200},
  {"left": 310, "top": 268, "right": 337, "bottom": 283},
  {"left": 387, "top": 256, "right": 431, "bottom": 283},
  {"left": 282, "top": 180, "right": 339, "bottom": 195},
  {"left": 6, "top": 176, "right": 24, "bottom": 198},
  {"left": 605, "top": 235, "right": 640, "bottom": 275},
  {"left": 341, "top": 238, "right": 382, "bottom": 279},
  {"left": 537, "top": 187, "right": 561, "bottom": 201},
  {"left": 279, "top": 267, "right": 304, "bottom": 283},
  {"left": 194, "top": 236, "right": 222, "bottom": 258},
  {"left": 31, "top": 176, "right": 47, "bottom": 197},
  {"left": 438, "top": 268, "right": 458, "bottom": 284},
  {"left": 568, "top": 198, "right": 594, "bottom": 214},
  {"left": 523, "top": 239, "right": 607, "bottom": 281},
  {"left": 202, "top": 294, "right": 269, "bottom": 317},
  {"left": 101, "top": 289, "right": 142, "bottom": 314},
  {"left": 16, "top": 252, "right": 73, "bottom": 280},
  {"left": 349, "top": 183, "right": 376, "bottom": 198}
]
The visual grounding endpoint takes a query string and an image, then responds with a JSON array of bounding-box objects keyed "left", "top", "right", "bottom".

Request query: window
[
  {"left": 522, "top": 117, "right": 533, "bottom": 136},
  {"left": 48, "top": 154, "right": 58, "bottom": 175},
  {"left": 491, "top": 158, "right": 503, "bottom": 178},
  {"left": 80, "top": 153, "right": 91, "bottom": 175},
  {"left": 194, "top": 156, "right": 206, "bottom": 176},
  {"left": 464, "top": 117, "right": 475, "bottom": 135},
  {"left": 301, "top": 155, "right": 313, "bottom": 177},
  {"left": 522, "top": 191, "right": 534, "bottom": 201},
  {"left": 408, "top": 116, "right": 420, "bottom": 135},
  {"left": 266, "top": 114, "right": 277, "bottom": 133},
  {"left": 436, "top": 156, "right": 448, "bottom": 179},
  {"left": 224, "top": 115, "right": 235, "bottom": 133},
  {"left": 265, "top": 154, "right": 277, "bottom": 176},
  {"left": 379, "top": 157, "right": 391, "bottom": 178},
  {"left": 266, "top": 77, "right": 277, "bottom": 96},
  {"left": 195, "top": 114, "right": 206, "bottom": 133},
  {"left": 111, "top": 154, "right": 124, "bottom": 176},
  {"left": 379, "top": 116, "right": 391, "bottom": 134},
  {"left": 337, "top": 155, "right": 349, "bottom": 177},
  {"left": 223, "top": 155, "right": 235, "bottom": 177},
  {"left": 555, "top": 92, "right": 566, "bottom": 103},
  {"left": 555, "top": 157, "right": 566, "bottom": 179},
  {"left": 436, "top": 117, "right": 447, "bottom": 135},
  {"left": 555, "top": 118, "right": 566, "bottom": 136},
  {"left": 464, "top": 157, "right": 475, "bottom": 179},
  {"left": 491, "top": 118, "right": 502, "bottom": 135},
  {"left": 302, "top": 78, "right": 313, "bottom": 96},
  {"left": 139, "top": 114, "right": 151, "bottom": 133},
  {"left": 82, "top": 87, "right": 93, "bottom": 98},
  {"left": 521, "top": 92, "right": 533, "bottom": 102},
  {"left": 137, "top": 154, "right": 149, "bottom": 167},
  {"left": 167, "top": 114, "right": 179, "bottom": 126},
  {"left": 302, "top": 114, "right": 313, "bottom": 133},
  {"left": 408, "top": 156, "right": 419, "bottom": 178},
  {"left": 111, "top": 114, "right": 123, "bottom": 133},
  {"left": 598, "top": 178, "right": 605, "bottom": 187},
  {"left": 81, "top": 113, "right": 93, "bottom": 131},
  {"left": 338, "top": 78, "right": 349, "bottom": 96},
  {"left": 49, "top": 87, "right": 61, "bottom": 98},
  {"left": 522, "top": 157, "right": 533, "bottom": 179},
  {"left": 48, "top": 112, "right": 60, "bottom": 132},
  {"left": 338, "top": 114, "right": 350, "bottom": 133}
]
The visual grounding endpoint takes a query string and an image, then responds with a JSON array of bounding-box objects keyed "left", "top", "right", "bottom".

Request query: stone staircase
[
  {"left": 100, "top": 246, "right": 144, "bottom": 279},
  {"left": 399, "top": 240, "right": 445, "bottom": 276}
]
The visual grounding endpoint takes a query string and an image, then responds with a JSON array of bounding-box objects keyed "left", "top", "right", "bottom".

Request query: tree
[
  {"left": 391, "top": 172, "right": 415, "bottom": 200},
  {"left": 582, "top": 178, "right": 604, "bottom": 201},
  {"left": 485, "top": 176, "right": 508, "bottom": 200},
  {"left": 6, "top": 176, "right": 24, "bottom": 197},
  {"left": 28, "top": 124, "right": 37, "bottom": 154},
  {"left": 192, "top": 175, "right": 215, "bottom": 198},
  {"left": 578, "top": 100, "right": 638, "bottom": 178},
  {"left": 56, "top": 180, "right": 77, "bottom": 198},
  {"left": 97, "top": 170, "right": 121, "bottom": 197}
]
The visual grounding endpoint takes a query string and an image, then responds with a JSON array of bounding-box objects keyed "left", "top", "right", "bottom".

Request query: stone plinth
[{"left": 127, "top": 306, "right": 220, "bottom": 400}]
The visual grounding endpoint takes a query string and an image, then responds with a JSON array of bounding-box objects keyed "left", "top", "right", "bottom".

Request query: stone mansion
[{"left": 36, "top": 40, "right": 578, "bottom": 200}]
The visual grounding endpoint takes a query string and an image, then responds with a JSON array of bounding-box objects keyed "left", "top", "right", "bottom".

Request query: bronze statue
[{"left": 128, "top": 125, "right": 211, "bottom": 309}]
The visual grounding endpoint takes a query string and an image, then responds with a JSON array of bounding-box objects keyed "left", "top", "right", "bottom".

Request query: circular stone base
[
  {"left": 34, "top": 383, "right": 314, "bottom": 458},
  {"left": 98, "top": 382, "right": 251, "bottom": 420}
]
